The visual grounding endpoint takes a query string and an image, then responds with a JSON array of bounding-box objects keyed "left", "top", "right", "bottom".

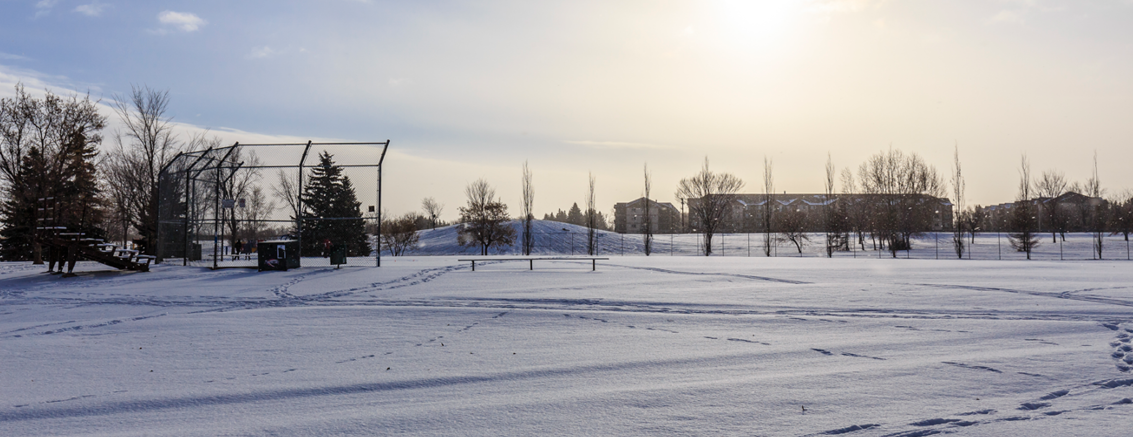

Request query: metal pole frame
[
  {"left": 167, "top": 140, "right": 389, "bottom": 269},
  {"left": 298, "top": 141, "right": 312, "bottom": 259},
  {"left": 156, "top": 152, "right": 184, "bottom": 264},
  {"left": 181, "top": 148, "right": 213, "bottom": 266},
  {"left": 376, "top": 141, "right": 389, "bottom": 267}
]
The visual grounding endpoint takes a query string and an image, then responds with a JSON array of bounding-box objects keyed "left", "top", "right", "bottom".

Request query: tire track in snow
[
  {"left": 5, "top": 313, "right": 168, "bottom": 338},
  {"left": 603, "top": 263, "right": 810, "bottom": 284},
  {"left": 911, "top": 283, "right": 1133, "bottom": 308}
]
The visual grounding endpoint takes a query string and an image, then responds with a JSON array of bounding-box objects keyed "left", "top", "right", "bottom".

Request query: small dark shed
[{"left": 258, "top": 240, "right": 300, "bottom": 271}]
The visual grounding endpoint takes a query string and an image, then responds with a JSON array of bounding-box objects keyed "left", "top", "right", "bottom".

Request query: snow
[{"left": 2, "top": 248, "right": 1132, "bottom": 435}]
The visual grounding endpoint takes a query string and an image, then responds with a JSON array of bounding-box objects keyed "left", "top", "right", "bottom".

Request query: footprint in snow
[{"left": 1108, "top": 324, "right": 1133, "bottom": 372}]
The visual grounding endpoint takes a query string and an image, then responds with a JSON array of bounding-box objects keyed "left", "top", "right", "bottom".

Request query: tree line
[
  {"left": 379, "top": 146, "right": 1131, "bottom": 259},
  {"left": 0, "top": 84, "right": 376, "bottom": 261},
  {"left": 4, "top": 83, "right": 1129, "bottom": 261}
]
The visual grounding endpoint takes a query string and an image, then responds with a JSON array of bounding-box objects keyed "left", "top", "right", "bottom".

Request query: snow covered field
[{"left": 2, "top": 255, "right": 1132, "bottom": 436}]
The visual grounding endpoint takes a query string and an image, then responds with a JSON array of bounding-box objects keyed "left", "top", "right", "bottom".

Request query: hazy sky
[{"left": 2, "top": 0, "right": 1131, "bottom": 220}]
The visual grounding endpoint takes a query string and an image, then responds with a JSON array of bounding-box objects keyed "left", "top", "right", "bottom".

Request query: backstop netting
[{"left": 157, "top": 141, "right": 389, "bottom": 269}]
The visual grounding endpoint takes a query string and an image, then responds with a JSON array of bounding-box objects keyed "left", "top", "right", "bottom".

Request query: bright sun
[{"left": 716, "top": 0, "right": 805, "bottom": 49}]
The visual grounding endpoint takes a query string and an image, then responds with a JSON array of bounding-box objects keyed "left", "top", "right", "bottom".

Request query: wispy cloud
[
  {"left": 563, "top": 140, "right": 676, "bottom": 150},
  {"left": 157, "top": 11, "right": 206, "bottom": 33},
  {"left": 989, "top": 9, "right": 1025, "bottom": 24},
  {"left": 0, "top": 52, "right": 28, "bottom": 61},
  {"left": 35, "top": 0, "right": 59, "bottom": 18},
  {"left": 74, "top": 1, "right": 108, "bottom": 17},
  {"left": 247, "top": 46, "right": 278, "bottom": 59}
]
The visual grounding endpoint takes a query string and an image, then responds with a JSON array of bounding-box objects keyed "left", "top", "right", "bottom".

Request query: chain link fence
[
  {"left": 406, "top": 226, "right": 1133, "bottom": 261},
  {"left": 157, "top": 141, "right": 389, "bottom": 269}
]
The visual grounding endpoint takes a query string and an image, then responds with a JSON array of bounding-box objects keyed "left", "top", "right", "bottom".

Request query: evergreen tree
[
  {"left": 0, "top": 85, "right": 106, "bottom": 261},
  {"left": 567, "top": 203, "right": 583, "bottom": 226},
  {"left": 299, "top": 151, "right": 369, "bottom": 257}
]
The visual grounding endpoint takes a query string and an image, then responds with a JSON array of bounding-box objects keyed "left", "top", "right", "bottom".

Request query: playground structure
[
  {"left": 35, "top": 197, "right": 154, "bottom": 277},
  {"left": 157, "top": 140, "right": 389, "bottom": 269}
]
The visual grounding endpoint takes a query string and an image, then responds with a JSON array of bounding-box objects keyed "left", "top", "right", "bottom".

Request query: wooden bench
[
  {"left": 458, "top": 257, "right": 610, "bottom": 272},
  {"left": 135, "top": 255, "right": 156, "bottom": 267}
]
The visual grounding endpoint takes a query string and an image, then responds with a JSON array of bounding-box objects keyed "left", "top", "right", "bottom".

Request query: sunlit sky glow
[{"left": 2, "top": 0, "right": 1132, "bottom": 220}]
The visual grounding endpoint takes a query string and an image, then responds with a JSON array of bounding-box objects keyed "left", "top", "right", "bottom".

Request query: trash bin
[
  {"left": 330, "top": 245, "right": 347, "bottom": 267},
  {"left": 258, "top": 240, "right": 300, "bottom": 271}
]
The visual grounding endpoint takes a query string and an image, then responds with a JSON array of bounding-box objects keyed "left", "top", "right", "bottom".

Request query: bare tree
[
  {"left": 643, "top": 163, "right": 653, "bottom": 256},
  {"left": 841, "top": 168, "right": 867, "bottom": 251},
  {"left": 823, "top": 153, "right": 841, "bottom": 257},
  {"left": 457, "top": 179, "right": 515, "bottom": 255},
  {"left": 677, "top": 157, "right": 744, "bottom": 256},
  {"left": 381, "top": 212, "right": 421, "bottom": 256},
  {"left": 112, "top": 85, "right": 187, "bottom": 255},
  {"left": 103, "top": 134, "right": 141, "bottom": 248},
  {"left": 421, "top": 197, "right": 444, "bottom": 230},
  {"left": 951, "top": 145, "right": 966, "bottom": 259},
  {"left": 965, "top": 205, "right": 985, "bottom": 245},
  {"left": 858, "top": 148, "right": 944, "bottom": 257},
  {"left": 762, "top": 157, "right": 774, "bottom": 256},
  {"left": 777, "top": 207, "right": 810, "bottom": 254},
  {"left": 1109, "top": 190, "right": 1133, "bottom": 259},
  {"left": 238, "top": 185, "right": 275, "bottom": 243},
  {"left": 1008, "top": 155, "right": 1040, "bottom": 259},
  {"left": 586, "top": 172, "right": 597, "bottom": 255},
  {"left": 219, "top": 144, "right": 263, "bottom": 251},
  {"left": 1085, "top": 152, "right": 1108, "bottom": 259},
  {"left": 521, "top": 161, "right": 535, "bottom": 255},
  {"left": 273, "top": 169, "right": 301, "bottom": 228},
  {"left": 1035, "top": 169, "right": 1069, "bottom": 243}
]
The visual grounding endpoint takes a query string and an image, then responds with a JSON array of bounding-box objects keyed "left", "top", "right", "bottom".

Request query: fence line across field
[
  {"left": 409, "top": 229, "right": 1133, "bottom": 261},
  {"left": 160, "top": 229, "right": 1129, "bottom": 269}
]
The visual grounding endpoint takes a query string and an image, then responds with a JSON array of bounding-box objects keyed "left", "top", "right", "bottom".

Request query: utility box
[
  {"left": 188, "top": 243, "right": 202, "bottom": 261},
  {"left": 258, "top": 240, "right": 300, "bottom": 271},
  {"left": 330, "top": 245, "right": 347, "bottom": 267}
]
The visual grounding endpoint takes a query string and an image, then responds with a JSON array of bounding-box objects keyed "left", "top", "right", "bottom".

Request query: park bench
[{"left": 458, "top": 257, "right": 610, "bottom": 272}]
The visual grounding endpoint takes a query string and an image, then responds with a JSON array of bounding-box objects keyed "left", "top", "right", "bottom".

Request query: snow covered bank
[{"left": 1, "top": 257, "right": 1131, "bottom": 435}]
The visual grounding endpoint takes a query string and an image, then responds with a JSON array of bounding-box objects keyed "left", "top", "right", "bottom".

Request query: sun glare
[{"left": 716, "top": 0, "right": 805, "bottom": 50}]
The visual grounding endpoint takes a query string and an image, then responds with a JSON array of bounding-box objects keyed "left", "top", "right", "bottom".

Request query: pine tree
[
  {"left": 567, "top": 203, "right": 583, "bottom": 226},
  {"left": 300, "top": 151, "right": 369, "bottom": 257},
  {"left": 0, "top": 86, "right": 106, "bottom": 261}
]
